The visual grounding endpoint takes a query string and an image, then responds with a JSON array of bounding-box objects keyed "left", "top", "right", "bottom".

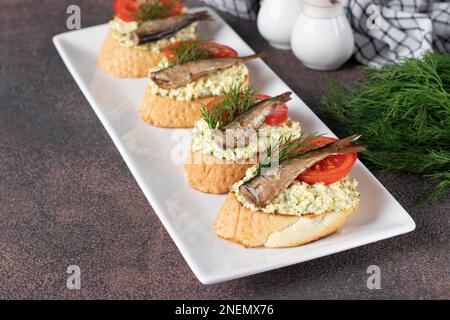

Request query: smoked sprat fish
[
  {"left": 218, "top": 92, "right": 292, "bottom": 148},
  {"left": 239, "top": 134, "right": 366, "bottom": 208},
  {"left": 224, "top": 92, "right": 292, "bottom": 131},
  {"left": 131, "top": 11, "right": 211, "bottom": 46},
  {"left": 150, "top": 53, "right": 263, "bottom": 89}
]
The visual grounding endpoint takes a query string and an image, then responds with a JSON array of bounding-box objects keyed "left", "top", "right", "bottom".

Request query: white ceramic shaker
[
  {"left": 291, "top": 0, "right": 354, "bottom": 70},
  {"left": 257, "top": 0, "right": 303, "bottom": 50}
]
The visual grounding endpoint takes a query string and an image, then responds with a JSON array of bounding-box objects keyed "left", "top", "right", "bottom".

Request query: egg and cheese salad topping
[
  {"left": 191, "top": 119, "right": 301, "bottom": 162},
  {"left": 147, "top": 57, "right": 249, "bottom": 101},
  {"left": 232, "top": 166, "right": 360, "bottom": 216},
  {"left": 109, "top": 17, "right": 197, "bottom": 52}
]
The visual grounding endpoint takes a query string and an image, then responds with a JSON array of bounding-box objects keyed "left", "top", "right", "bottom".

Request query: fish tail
[
  {"left": 274, "top": 92, "right": 292, "bottom": 103},
  {"left": 337, "top": 145, "right": 367, "bottom": 154},
  {"left": 239, "top": 52, "right": 264, "bottom": 62},
  {"left": 327, "top": 134, "right": 366, "bottom": 154},
  {"left": 193, "top": 11, "right": 212, "bottom": 21}
]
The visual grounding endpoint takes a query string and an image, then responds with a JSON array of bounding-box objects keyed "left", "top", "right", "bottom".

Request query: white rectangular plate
[{"left": 53, "top": 7, "right": 415, "bottom": 284}]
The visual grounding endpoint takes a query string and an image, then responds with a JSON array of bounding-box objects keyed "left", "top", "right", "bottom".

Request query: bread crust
[
  {"left": 139, "top": 76, "right": 249, "bottom": 128},
  {"left": 214, "top": 193, "right": 359, "bottom": 248},
  {"left": 184, "top": 150, "right": 256, "bottom": 194},
  {"left": 97, "top": 31, "right": 163, "bottom": 78},
  {"left": 139, "top": 92, "right": 215, "bottom": 128}
]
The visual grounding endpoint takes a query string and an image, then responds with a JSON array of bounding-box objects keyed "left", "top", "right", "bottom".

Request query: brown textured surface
[{"left": 0, "top": 0, "right": 449, "bottom": 299}]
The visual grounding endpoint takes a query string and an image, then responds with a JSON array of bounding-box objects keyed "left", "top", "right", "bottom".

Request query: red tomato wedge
[
  {"left": 256, "top": 94, "right": 288, "bottom": 126},
  {"left": 205, "top": 97, "right": 229, "bottom": 123},
  {"left": 114, "top": 0, "right": 184, "bottom": 22},
  {"left": 200, "top": 41, "right": 238, "bottom": 58},
  {"left": 114, "top": 0, "right": 140, "bottom": 22},
  {"left": 297, "top": 137, "right": 357, "bottom": 185},
  {"left": 163, "top": 40, "right": 238, "bottom": 64},
  {"left": 160, "top": 0, "right": 184, "bottom": 18}
]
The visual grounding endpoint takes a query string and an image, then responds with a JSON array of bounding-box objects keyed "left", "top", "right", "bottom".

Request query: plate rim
[{"left": 53, "top": 7, "right": 416, "bottom": 285}]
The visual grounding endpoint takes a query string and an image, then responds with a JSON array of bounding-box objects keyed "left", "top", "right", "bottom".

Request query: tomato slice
[
  {"left": 163, "top": 40, "right": 237, "bottom": 64},
  {"left": 265, "top": 104, "right": 288, "bottom": 126},
  {"left": 200, "top": 41, "right": 238, "bottom": 58},
  {"left": 114, "top": 0, "right": 140, "bottom": 22},
  {"left": 160, "top": 0, "right": 184, "bottom": 18},
  {"left": 114, "top": 0, "right": 184, "bottom": 22},
  {"left": 297, "top": 137, "right": 357, "bottom": 185},
  {"left": 205, "top": 97, "right": 229, "bottom": 123},
  {"left": 255, "top": 94, "right": 288, "bottom": 126}
]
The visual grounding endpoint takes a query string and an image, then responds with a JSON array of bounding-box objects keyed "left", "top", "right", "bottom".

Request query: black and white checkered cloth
[
  {"left": 344, "top": 0, "right": 450, "bottom": 66},
  {"left": 200, "top": 0, "right": 450, "bottom": 66}
]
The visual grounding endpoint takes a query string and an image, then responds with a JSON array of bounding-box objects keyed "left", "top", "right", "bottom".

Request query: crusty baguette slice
[
  {"left": 139, "top": 75, "right": 249, "bottom": 128},
  {"left": 139, "top": 93, "right": 215, "bottom": 128},
  {"left": 184, "top": 150, "right": 256, "bottom": 194},
  {"left": 214, "top": 193, "right": 359, "bottom": 248},
  {"left": 97, "top": 30, "right": 163, "bottom": 78}
]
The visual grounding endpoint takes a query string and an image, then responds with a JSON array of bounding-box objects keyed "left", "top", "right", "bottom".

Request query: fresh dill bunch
[
  {"left": 200, "top": 84, "right": 259, "bottom": 129},
  {"left": 171, "top": 40, "right": 211, "bottom": 65},
  {"left": 425, "top": 172, "right": 450, "bottom": 201},
  {"left": 321, "top": 52, "right": 450, "bottom": 201},
  {"left": 136, "top": 0, "right": 170, "bottom": 23},
  {"left": 255, "top": 133, "right": 319, "bottom": 176}
]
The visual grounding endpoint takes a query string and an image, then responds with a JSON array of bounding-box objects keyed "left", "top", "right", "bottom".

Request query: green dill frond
[
  {"left": 422, "top": 172, "right": 450, "bottom": 202},
  {"left": 200, "top": 84, "right": 259, "bottom": 129},
  {"left": 136, "top": 0, "right": 170, "bottom": 23},
  {"left": 321, "top": 52, "right": 450, "bottom": 201},
  {"left": 171, "top": 40, "right": 211, "bottom": 65},
  {"left": 255, "top": 133, "right": 320, "bottom": 176}
]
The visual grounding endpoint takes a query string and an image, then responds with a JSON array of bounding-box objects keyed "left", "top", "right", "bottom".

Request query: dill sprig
[
  {"left": 171, "top": 40, "right": 211, "bottom": 65},
  {"left": 322, "top": 52, "right": 450, "bottom": 201},
  {"left": 136, "top": 0, "right": 170, "bottom": 23},
  {"left": 255, "top": 133, "right": 319, "bottom": 176},
  {"left": 200, "top": 84, "right": 259, "bottom": 129}
]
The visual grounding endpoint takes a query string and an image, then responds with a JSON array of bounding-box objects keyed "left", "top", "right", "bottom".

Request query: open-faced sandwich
[
  {"left": 184, "top": 85, "right": 302, "bottom": 194},
  {"left": 214, "top": 134, "right": 366, "bottom": 248},
  {"left": 98, "top": 0, "right": 208, "bottom": 78},
  {"left": 139, "top": 41, "right": 260, "bottom": 128}
]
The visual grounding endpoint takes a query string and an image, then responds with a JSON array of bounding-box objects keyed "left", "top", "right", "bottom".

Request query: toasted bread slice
[
  {"left": 139, "top": 75, "right": 249, "bottom": 128},
  {"left": 214, "top": 193, "right": 359, "bottom": 248},
  {"left": 139, "top": 93, "right": 215, "bottom": 128},
  {"left": 97, "top": 31, "right": 163, "bottom": 78},
  {"left": 184, "top": 150, "right": 256, "bottom": 194}
]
